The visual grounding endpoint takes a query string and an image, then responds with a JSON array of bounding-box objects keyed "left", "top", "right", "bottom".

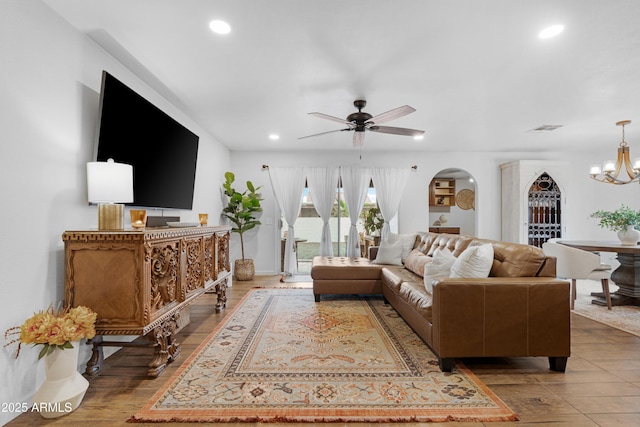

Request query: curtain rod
[{"left": 262, "top": 165, "right": 417, "bottom": 170}]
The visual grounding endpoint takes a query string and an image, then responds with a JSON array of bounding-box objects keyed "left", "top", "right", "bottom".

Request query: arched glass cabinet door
[{"left": 527, "top": 172, "right": 561, "bottom": 248}]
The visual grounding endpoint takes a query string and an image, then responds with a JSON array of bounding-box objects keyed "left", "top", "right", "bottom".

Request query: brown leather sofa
[{"left": 311, "top": 232, "right": 571, "bottom": 372}]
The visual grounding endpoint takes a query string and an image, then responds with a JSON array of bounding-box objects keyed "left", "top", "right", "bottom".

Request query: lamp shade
[
  {"left": 602, "top": 160, "right": 617, "bottom": 173},
  {"left": 87, "top": 159, "right": 133, "bottom": 203}
]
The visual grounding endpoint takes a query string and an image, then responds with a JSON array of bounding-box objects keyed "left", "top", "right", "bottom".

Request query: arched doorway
[{"left": 428, "top": 168, "right": 476, "bottom": 236}]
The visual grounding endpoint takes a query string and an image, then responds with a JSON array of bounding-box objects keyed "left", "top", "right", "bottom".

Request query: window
[{"left": 281, "top": 182, "right": 377, "bottom": 273}]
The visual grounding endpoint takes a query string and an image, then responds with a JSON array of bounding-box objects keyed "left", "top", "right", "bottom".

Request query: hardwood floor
[{"left": 7, "top": 276, "right": 640, "bottom": 426}]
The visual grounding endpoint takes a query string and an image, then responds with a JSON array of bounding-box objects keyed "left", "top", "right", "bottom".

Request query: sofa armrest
[{"left": 431, "top": 277, "right": 570, "bottom": 360}]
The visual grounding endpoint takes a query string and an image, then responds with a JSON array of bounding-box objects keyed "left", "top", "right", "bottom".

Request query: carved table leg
[
  {"left": 147, "top": 313, "right": 181, "bottom": 377},
  {"left": 84, "top": 335, "right": 104, "bottom": 376},
  {"left": 609, "top": 253, "right": 640, "bottom": 306},
  {"left": 592, "top": 253, "right": 640, "bottom": 307},
  {"left": 215, "top": 278, "right": 228, "bottom": 312}
]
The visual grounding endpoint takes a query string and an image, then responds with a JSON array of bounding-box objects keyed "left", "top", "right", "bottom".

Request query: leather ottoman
[{"left": 311, "top": 256, "right": 386, "bottom": 301}]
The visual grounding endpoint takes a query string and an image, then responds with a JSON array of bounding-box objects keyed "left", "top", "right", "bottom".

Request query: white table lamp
[{"left": 87, "top": 159, "right": 133, "bottom": 230}]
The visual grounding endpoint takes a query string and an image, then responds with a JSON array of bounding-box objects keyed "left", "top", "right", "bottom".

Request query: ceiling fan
[{"left": 299, "top": 100, "right": 425, "bottom": 147}]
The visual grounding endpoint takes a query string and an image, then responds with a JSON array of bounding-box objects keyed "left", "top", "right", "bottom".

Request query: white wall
[{"left": 0, "top": 2, "right": 230, "bottom": 424}]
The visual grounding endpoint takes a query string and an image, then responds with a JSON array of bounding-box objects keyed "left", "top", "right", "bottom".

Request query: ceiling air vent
[{"left": 527, "top": 124, "right": 563, "bottom": 132}]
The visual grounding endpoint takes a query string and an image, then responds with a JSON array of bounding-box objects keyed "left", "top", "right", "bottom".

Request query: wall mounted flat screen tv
[{"left": 94, "top": 71, "right": 199, "bottom": 210}]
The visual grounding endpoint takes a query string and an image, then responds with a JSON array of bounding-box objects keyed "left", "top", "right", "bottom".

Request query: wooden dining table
[{"left": 558, "top": 240, "right": 640, "bottom": 307}]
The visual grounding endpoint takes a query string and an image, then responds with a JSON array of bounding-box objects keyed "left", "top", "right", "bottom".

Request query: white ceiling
[{"left": 42, "top": 0, "right": 640, "bottom": 154}]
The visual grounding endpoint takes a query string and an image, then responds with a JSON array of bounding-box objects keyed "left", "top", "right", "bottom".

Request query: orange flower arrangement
[{"left": 4, "top": 305, "right": 97, "bottom": 359}]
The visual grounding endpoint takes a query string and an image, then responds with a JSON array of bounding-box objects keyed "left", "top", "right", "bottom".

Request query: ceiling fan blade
[
  {"left": 298, "top": 128, "right": 352, "bottom": 140},
  {"left": 369, "top": 125, "right": 425, "bottom": 137},
  {"left": 366, "top": 105, "right": 416, "bottom": 125},
  {"left": 308, "top": 112, "right": 353, "bottom": 125},
  {"left": 353, "top": 131, "right": 365, "bottom": 147}
]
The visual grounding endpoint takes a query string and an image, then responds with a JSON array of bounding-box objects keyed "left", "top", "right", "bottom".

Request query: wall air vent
[{"left": 527, "top": 125, "right": 564, "bottom": 132}]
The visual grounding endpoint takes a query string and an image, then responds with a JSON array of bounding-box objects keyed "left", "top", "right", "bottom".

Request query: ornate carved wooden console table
[{"left": 62, "top": 226, "right": 231, "bottom": 377}]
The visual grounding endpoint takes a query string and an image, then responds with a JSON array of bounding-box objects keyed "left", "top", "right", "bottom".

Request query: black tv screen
[{"left": 94, "top": 71, "right": 199, "bottom": 210}]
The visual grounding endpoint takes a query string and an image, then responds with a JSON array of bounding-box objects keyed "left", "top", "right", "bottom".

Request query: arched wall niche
[{"left": 428, "top": 168, "right": 477, "bottom": 236}]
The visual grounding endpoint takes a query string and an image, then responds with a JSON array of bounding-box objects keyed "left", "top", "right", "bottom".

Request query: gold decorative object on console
[
  {"left": 589, "top": 120, "right": 640, "bottom": 185},
  {"left": 130, "top": 209, "right": 147, "bottom": 230},
  {"left": 97, "top": 204, "right": 124, "bottom": 230},
  {"left": 199, "top": 213, "right": 208, "bottom": 226},
  {"left": 87, "top": 159, "right": 133, "bottom": 230}
]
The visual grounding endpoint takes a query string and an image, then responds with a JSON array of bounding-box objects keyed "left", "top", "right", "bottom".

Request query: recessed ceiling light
[
  {"left": 209, "top": 20, "right": 231, "bottom": 35},
  {"left": 413, "top": 135, "right": 424, "bottom": 140},
  {"left": 538, "top": 24, "right": 564, "bottom": 39},
  {"left": 269, "top": 134, "right": 279, "bottom": 140}
]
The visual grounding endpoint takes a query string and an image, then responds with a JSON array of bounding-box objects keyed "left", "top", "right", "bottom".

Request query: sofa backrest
[
  {"left": 414, "top": 232, "right": 556, "bottom": 278},
  {"left": 469, "top": 238, "right": 554, "bottom": 277},
  {"left": 415, "top": 232, "right": 472, "bottom": 257}
]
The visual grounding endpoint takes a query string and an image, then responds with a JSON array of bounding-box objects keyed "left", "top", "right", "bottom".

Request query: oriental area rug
[{"left": 129, "top": 289, "right": 517, "bottom": 423}]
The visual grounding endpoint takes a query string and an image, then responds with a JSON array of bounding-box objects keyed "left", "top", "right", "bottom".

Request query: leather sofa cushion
[
  {"left": 311, "top": 256, "right": 385, "bottom": 280},
  {"left": 400, "top": 281, "right": 433, "bottom": 322},
  {"left": 415, "top": 232, "right": 472, "bottom": 258},
  {"left": 382, "top": 267, "right": 433, "bottom": 322},
  {"left": 469, "top": 240, "right": 548, "bottom": 277},
  {"left": 403, "top": 249, "right": 432, "bottom": 277},
  {"left": 382, "top": 266, "right": 411, "bottom": 294}
]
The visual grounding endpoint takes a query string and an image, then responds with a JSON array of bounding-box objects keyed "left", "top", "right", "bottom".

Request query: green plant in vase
[
  {"left": 222, "top": 171, "right": 263, "bottom": 280},
  {"left": 591, "top": 204, "right": 640, "bottom": 245}
]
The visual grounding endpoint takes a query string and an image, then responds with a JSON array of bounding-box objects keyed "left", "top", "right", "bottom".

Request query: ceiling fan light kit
[
  {"left": 589, "top": 120, "right": 640, "bottom": 185},
  {"left": 300, "top": 100, "right": 425, "bottom": 147}
]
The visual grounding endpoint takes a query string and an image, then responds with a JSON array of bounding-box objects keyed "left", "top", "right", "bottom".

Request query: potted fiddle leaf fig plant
[
  {"left": 362, "top": 206, "right": 384, "bottom": 237},
  {"left": 591, "top": 204, "right": 640, "bottom": 246},
  {"left": 222, "top": 171, "right": 263, "bottom": 280}
]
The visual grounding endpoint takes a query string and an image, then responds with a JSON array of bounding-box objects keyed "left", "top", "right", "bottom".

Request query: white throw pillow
[
  {"left": 424, "top": 247, "right": 456, "bottom": 293},
  {"left": 372, "top": 235, "right": 403, "bottom": 265},
  {"left": 449, "top": 243, "right": 494, "bottom": 278},
  {"left": 395, "top": 233, "right": 417, "bottom": 263},
  {"left": 384, "top": 233, "right": 417, "bottom": 263}
]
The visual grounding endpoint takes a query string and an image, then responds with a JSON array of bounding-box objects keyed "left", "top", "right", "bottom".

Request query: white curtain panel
[
  {"left": 307, "top": 167, "right": 340, "bottom": 256},
  {"left": 341, "top": 166, "right": 371, "bottom": 257},
  {"left": 268, "top": 167, "right": 306, "bottom": 275},
  {"left": 372, "top": 167, "right": 412, "bottom": 240}
]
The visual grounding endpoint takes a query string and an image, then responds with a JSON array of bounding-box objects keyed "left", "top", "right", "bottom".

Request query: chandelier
[{"left": 589, "top": 120, "right": 640, "bottom": 185}]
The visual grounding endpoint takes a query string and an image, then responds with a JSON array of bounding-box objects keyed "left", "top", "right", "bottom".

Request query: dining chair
[
  {"left": 359, "top": 232, "right": 366, "bottom": 257},
  {"left": 542, "top": 241, "right": 613, "bottom": 310}
]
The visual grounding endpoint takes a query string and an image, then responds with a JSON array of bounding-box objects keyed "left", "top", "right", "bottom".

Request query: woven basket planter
[{"left": 234, "top": 259, "right": 255, "bottom": 281}]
